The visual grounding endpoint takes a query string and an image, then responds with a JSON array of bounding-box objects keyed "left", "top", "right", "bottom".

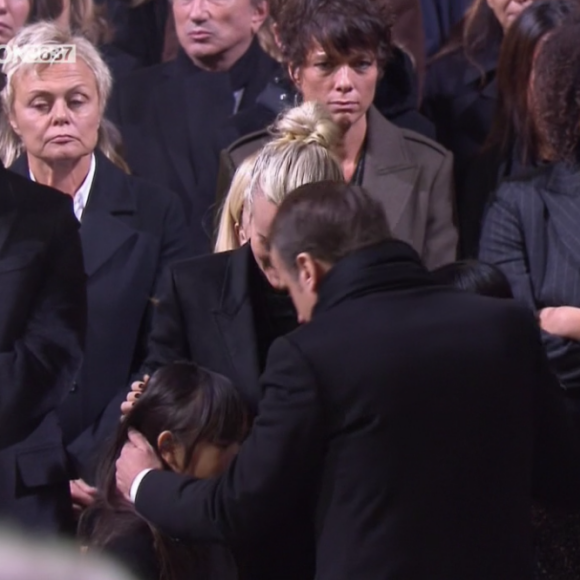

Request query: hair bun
[{"left": 272, "top": 101, "right": 340, "bottom": 150}]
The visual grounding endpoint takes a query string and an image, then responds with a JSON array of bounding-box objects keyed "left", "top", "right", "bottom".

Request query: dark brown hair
[
  {"left": 270, "top": 181, "right": 390, "bottom": 273},
  {"left": 487, "top": 0, "right": 580, "bottom": 164},
  {"left": 432, "top": 0, "right": 503, "bottom": 83},
  {"left": 79, "top": 362, "right": 248, "bottom": 580},
  {"left": 532, "top": 22, "right": 580, "bottom": 164},
  {"left": 277, "top": 0, "right": 393, "bottom": 71}
]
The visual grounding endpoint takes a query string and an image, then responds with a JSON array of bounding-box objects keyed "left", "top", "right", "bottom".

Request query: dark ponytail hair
[{"left": 79, "top": 362, "right": 248, "bottom": 580}]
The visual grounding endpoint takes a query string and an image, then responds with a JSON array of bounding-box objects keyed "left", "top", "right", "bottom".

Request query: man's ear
[
  {"left": 295, "top": 252, "right": 325, "bottom": 292},
  {"left": 288, "top": 64, "right": 301, "bottom": 90},
  {"left": 157, "top": 431, "right": 180, "bottom": 471},
  {"left": 251, "top": 0, "right": 269, "bottom": 34}
]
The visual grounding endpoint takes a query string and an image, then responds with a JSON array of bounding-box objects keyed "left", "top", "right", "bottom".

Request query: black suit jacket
[
  {"left": 136, "top": 240, "right": 580, "bottom": 580},
  {"left": 142, "top": 243, "right": 284, "bottom": 413},
  {"left": 479, "top": 162, "right": 580, "bottom": 393},
  {"left": 0, "top": 165, "right": 85, "bottom": 531},
  {"left": 107, "top": 43, "right": 278, "bottom": 254},
  {"left": 11, "top": 152, "right": 194, "bottom": 480}
]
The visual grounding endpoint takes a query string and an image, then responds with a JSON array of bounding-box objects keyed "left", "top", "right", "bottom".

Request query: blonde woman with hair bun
[{"left": 123, "top": 100, "right": 343, "bottom": 423}]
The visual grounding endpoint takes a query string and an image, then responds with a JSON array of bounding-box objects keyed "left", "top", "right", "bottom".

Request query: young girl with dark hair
[{"left": 80, "top": 362, "right": 246, "bottom": 580}]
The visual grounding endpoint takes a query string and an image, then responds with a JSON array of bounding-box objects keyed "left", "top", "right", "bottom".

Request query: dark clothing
[
  {"left": 0, "top": 164, "right": 86, "bottom": 531},
  {"left": 10, "top": 152, "right": 194, "bottom": 482},
  {"left": 420, "top": 0, "right": 472, "bottom": 56},
  {"left": 107, "top": 0, "right": 168, "bottom": 68},
  {"left": 100, "top": 43, "right": 141, "bottom": 84},
  {"left": 480, "top": 162, "right": 580, "bottom": 393},
  {"left": 108, "top": 40, "right": 278, "bottom": 254},
  {"left": 423, "top": 45, "right": 499, "bottom": 253},
  {"left": 141, "top": 243, "right": 297, "bottom": 413},
  {"left": 250, "top": 258, "right": 296, "bottom": 371},
  {"left": 226, "top": 48, "right": 435, "bottom": 143},
  {"left": 135, "top": 239, "right": 580, "bottom": 580},
  {"left": 100, "top": 519, "right": 237, "bottom": 580}
]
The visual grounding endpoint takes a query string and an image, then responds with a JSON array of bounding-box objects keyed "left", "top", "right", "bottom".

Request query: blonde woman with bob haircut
[
  {"left": 0, "top": 21, "right": 194, "bottom": 509},
  {"left": 214, "top": 152, "right": 257, "bottom": 253},
  {"left": 122, "top": 101, "right": 344, "bottom": 423}
]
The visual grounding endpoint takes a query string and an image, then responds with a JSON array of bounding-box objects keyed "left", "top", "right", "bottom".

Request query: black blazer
[
  {"left": 107, "top": 43, "right": 278, "bottom": 254},
  {"left": 142, "top": 243, "right": 291, "bottom": 413},
  {"left": 11, "top": 152, "right": 194, "bottom": 480},
  {"left": 479, "top": 162, "right": 580, "bottom": 393},
  {"left": 0, "top": 165, "right": 85, "bottom": 532},
  {"left": 135, "top": 240, "right": 580, "bottom": 580}
]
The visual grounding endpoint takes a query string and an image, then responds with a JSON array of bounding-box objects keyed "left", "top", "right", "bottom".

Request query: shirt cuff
[{"left": 129, "top": 468, "right": 154, "bottom": 503}]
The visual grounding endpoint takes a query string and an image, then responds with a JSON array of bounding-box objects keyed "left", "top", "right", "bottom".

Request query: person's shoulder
[
  {"left": 399, "top": 126, "right": 451, "bottom": 159},
  {"left": 225, "top": 127, "right": 271, "bottom": 167},
  {"left": 425, "top": 48, "right": 472, "bottom": 95},
  {"left": 3, "top": 167, "right": 73, "bottom": 215},
  {"left": 115, "top": 60, "right": 168, "bottom": 92},
  {"left": 171, "top": 247, "right": 234, "bottom": 283},
  {"left": 495, "top": 164, "right": 552, "bottom": 203}
]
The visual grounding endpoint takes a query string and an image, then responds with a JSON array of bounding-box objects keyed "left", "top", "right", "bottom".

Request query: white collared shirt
[{"left": 29, "top": 153, "right": 96, "bottom": 222}]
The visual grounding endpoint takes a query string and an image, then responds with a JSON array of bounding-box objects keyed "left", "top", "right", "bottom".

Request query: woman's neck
[
  {"left": 335, "top": 114, "right": 367, "bottom": 182},
  {"left": 28, "top": 154, "right": 91, "bottom": 197}
]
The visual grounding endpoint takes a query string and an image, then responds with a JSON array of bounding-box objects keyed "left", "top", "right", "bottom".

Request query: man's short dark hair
[{"left": 269, "top": 181, "right": 390, "bottom": 273}]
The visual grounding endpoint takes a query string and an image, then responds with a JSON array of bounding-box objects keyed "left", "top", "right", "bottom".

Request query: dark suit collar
[
  {"left": 219, "top": 242, "right": 254, "bottom": 315},
  {"left": 536, "top": 162, "right": 580, "bottom": 269},
  {"left": 314, "top": 240, "right": 434, "bottom": 316},
  {"left": 213, "top": 243, "right": 261, "bottom": 408}
]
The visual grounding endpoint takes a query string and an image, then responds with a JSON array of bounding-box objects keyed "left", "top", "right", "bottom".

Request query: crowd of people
[{"left": 3, "top": 0, "right": 580, "bottom": 578}]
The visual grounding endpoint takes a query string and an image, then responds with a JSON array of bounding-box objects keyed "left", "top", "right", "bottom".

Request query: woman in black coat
[{"left": 0, "top": 22, "right": 194, "bottom": 508}]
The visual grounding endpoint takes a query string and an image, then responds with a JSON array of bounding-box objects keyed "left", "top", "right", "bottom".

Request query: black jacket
[
  {"left": 0, "top": 164, "right": 85, "bottom": 531},
  {"left": 135, "top": 240, "right": 580, "bottom": 580},
  {"left": 480, "top": 162, "right": 580, "bottom": 393},
  {"left": 107, "top": 41, "right": 279, "bottom": 254},
  {"left": 11, "top": 152, "right": 194, "bottom": 481}
]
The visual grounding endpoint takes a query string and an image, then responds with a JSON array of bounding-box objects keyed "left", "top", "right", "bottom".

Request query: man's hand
[
  {"left": 70, "top": 479, "right": 98, "bottom": 516},
  {"left": 120, "top": 375, "right": 149, "bottom": 416},
  {"left": 116, "top": 429, "right": 162, "bottom": 501},
  {"left": 539, "top": 307, "right": 580, "bottom": 340}
]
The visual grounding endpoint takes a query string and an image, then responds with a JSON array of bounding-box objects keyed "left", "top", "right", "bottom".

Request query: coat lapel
[
  {"left": 80, "top": 153, "right": 137, "bottom": 277},
  {"left": 212, "top": 244, "right": 261, "bottom": 407},
  {"left": 362, "top": 106, "right": 419, "bottom": 235},
  {"left": 541, "top": 164, "right": 580, "bottom": 270}
]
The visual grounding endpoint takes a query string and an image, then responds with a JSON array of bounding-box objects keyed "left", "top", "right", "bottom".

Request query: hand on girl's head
[{"left": 120, "top": 375, "right": 150, "bottom": 416}]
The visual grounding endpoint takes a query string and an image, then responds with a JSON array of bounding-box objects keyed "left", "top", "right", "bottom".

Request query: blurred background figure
[
  {"left": 479, "top": 21, "right": 580, "bottom": 394},
  {"left": 0, "top": 22, "right": 193, "bottom": 513},
  {"left": 423, "top": 0, "right": 537, "bottom": 255},
  {"left": 461, "top": 0, "right": 580, "bottom": 258},
  {"left": 0, "top": 530, "right": 138, "bottom": 580}
]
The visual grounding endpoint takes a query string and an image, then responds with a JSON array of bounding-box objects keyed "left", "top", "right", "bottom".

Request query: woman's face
[
  {"left": 9, "top": 59, "right": 101, "bottom": 164},
  {"left": 486, "top": 0, "right": 534, "bottom": 31},
  {"left": 0, "top": 0, "right": 30, "bottom": 43},
  {"left": 291, "top": 42, "right": 379, "bottom": 132}
]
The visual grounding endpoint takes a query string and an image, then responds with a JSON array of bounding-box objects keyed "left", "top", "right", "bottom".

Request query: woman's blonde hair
[
  {"left": 246, "top": 101, "right": 343, "bottom": 213},
  {"left": 0, "top": 21, "right": 128, "bottom": 171},
  {"left": 214, "top": 152, "right": 257, "bottom": 253}
]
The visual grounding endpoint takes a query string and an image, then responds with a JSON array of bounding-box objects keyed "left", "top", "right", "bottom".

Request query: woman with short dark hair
[{"left": 224, "top": 0, "right": 457, "bottom": 269}]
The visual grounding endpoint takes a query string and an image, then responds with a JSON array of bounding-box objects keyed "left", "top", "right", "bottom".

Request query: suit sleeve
[
  {"left": 479, "top": 186, "right": 580, "bottom": 391},
  {"left": 0, "top": 199, "right": 86, "bottom": 449},
  {"left": 135, "top": 336, "right": 325, "bottom": 543},
  {"left": 422, "top": 150, "right": 458, "bottom": 269}
]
